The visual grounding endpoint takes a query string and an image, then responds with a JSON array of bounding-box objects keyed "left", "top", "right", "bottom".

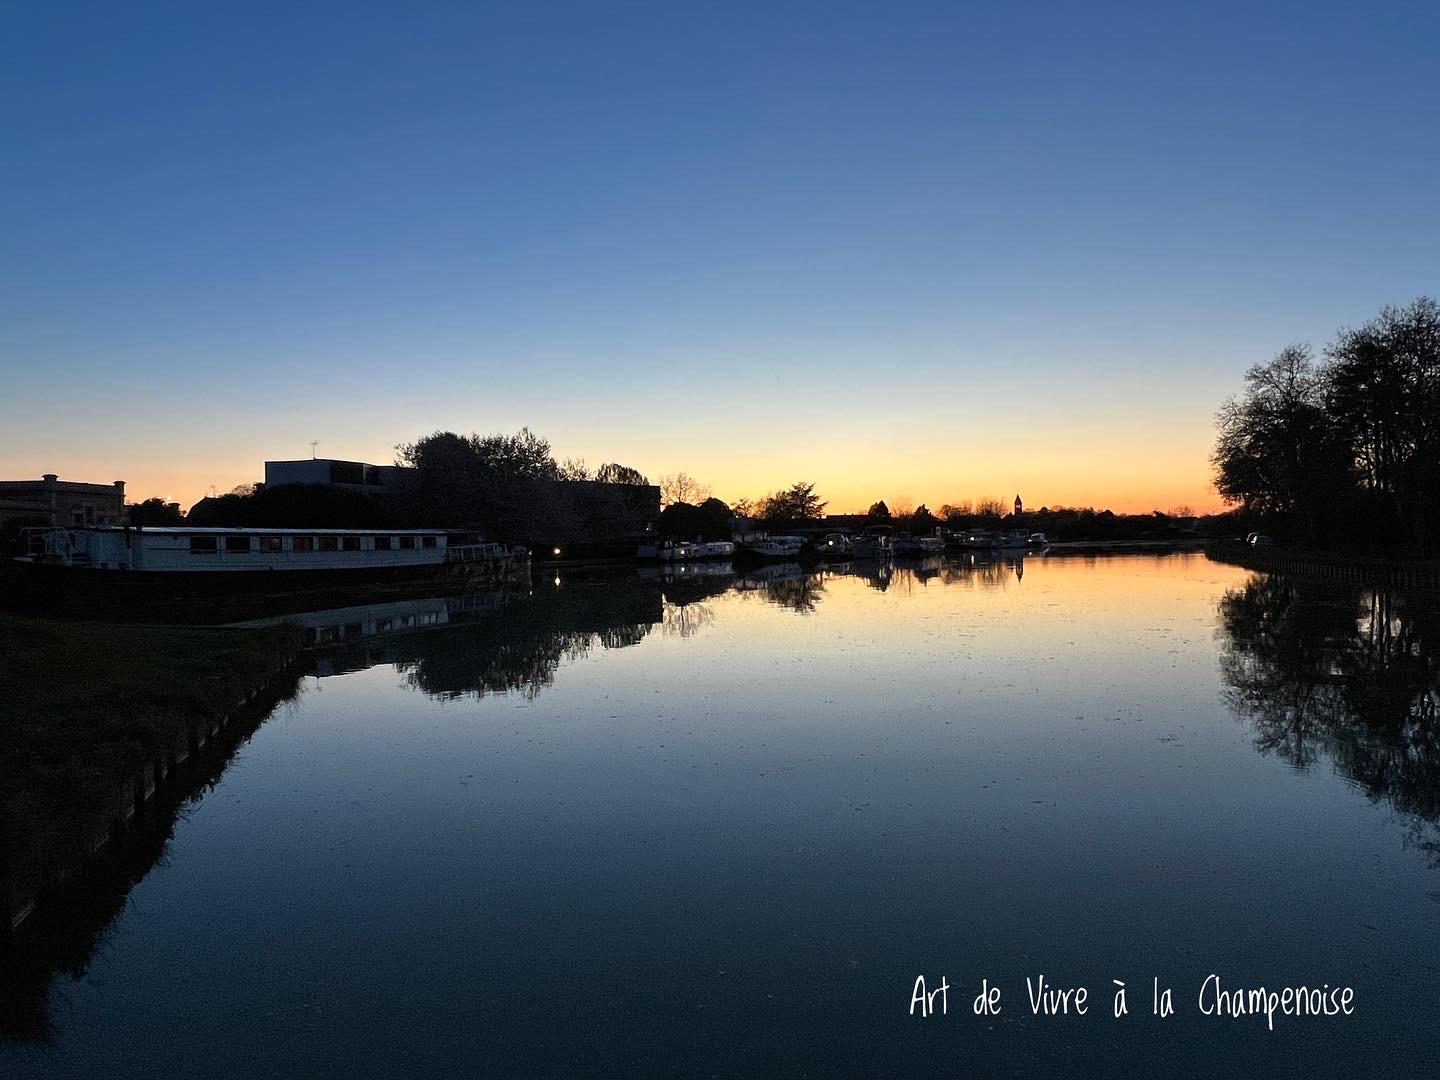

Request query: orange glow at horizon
[{"left": 11, "top": 438, "right": 1225, "bottom": 519}]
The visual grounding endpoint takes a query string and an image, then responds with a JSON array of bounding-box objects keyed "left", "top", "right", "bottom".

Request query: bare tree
[{"left": 659, "top": 472, "right": 711, "bottom": 509}]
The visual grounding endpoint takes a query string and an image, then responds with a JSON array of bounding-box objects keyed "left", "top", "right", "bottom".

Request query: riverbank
[
  {"left": 1206, "top": 541, "right": 1440, "bottom": 588},
  {"left": 1, "top": 614, "right": 307, "bottom": 936}
]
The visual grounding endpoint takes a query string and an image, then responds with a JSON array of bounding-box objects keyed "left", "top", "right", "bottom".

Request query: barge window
[
  {"left": 225, "top": 535, "right": 251, "bottom": 553},
  {"left": 422, "top": 536, "right": 437, "bottom": 549},
  {"left": 259, "top": 536, "right": 282, "bottom": 553},
  {"left": 293, "top": 536, "right": 315, "bottom": 552},
  {"left": 318, "top": 536, "right": 338, "bottom": 552},
  {"left": 342, "top": 536, "right": 361, "bottom": 551},
  {"left": 399, "top": 536, "right": 416, "bottom": 550},
  {"left": 373, "top": 536, "right": 392, "bottom": 551},
  {"left": 190, "top": 536, "right": 218, "bottom": 554}
]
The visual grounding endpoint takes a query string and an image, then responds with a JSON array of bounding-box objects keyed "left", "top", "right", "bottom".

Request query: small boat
[
  {"left": 1027, "top": 532, "right": 1049, "bottom": 547},
  {"left": 816, "top": 532, "right": 853, "bottom": 559},
  {"left": 892, "top": 532, "right": 946, "bottom": 556},
  {"left": 848, "top": 533, "right": 892, "bottom": 559},
  {"left": 741, "top": 535, "right": 806, "bottom": 559},
  {"left": 636, "top": 539, "right": 736, "bottom": 562}
]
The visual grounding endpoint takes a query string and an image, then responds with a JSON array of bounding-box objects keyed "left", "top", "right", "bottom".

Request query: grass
[{"left": 1, "top": 613, "right": 306, "bottom": 904}]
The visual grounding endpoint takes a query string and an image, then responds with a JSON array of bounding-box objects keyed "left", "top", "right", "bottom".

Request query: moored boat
[{"left": 740, "top": 535, "right": 806, "bottom": 559}]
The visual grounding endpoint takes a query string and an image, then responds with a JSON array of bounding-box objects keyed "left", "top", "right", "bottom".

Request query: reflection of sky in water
[{"left": 7, "top": 554, "right": 1440, "bottom": 1078}]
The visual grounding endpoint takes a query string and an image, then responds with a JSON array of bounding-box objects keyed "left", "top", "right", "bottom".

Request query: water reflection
[{"left": 1217, "top": 573, "right": 1440, "bottom": 860}]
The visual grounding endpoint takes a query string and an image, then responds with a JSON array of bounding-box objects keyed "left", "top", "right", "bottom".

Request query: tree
[
  {"left": 558, "top": 457, "right": 591, "bottom": 481},
  {"left": 939, "top": 500, "right": 972, "bottom": 521},
  {"left": 594, "top": 463, "right": 650, "bottom": 486},
  {"left": 1213, "top": 344, "right": 1342, "bottom": 543},
  {"left": 395, "top": 428, "right": 576, "bottom": 543},
  {"left": 658, "top": 497, "right": 734, "bottom": 541},
  {"left": 866, "top": 500, "right": 891, "bottom": 522},
  {"left": 1323, "top": 297, "right": 1440, "bottom": 549},
  {"left": 731, "top": 496, "right": 759, "bottom": 519},
  {"left": 974, "top": 496, "right": 1007, "bottom": 520},
  {"left": 127, "top": 497, "right": 184, "bottom": 525},
  {"left": 911, "top": 504, "right": 939, "bottom": 533},
  {"left": 659, "top": 472, "right": 711, "bottom": 509},
  {"left": 761, "top": 482, "right": 826, "bottom": 523}
]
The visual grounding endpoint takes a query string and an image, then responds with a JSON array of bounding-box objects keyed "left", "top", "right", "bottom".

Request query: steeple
[{"left": 1013, "top": 493, "right": 1023, "bottom": 516}]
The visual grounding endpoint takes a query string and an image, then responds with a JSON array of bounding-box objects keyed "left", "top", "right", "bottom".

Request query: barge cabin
[{"left": 16, "top": 526, "right": 514, "bottom": 573}]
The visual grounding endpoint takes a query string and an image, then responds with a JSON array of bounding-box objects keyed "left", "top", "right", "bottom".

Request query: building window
[
  {"left": 259, "top": 536, "right": 282, "bottom": 553},
  {"left": 422, "top": 536, "right": 437, "bottom": 549},
  {"left": 73, "top": 510, "right": 85, "bottom": 525},
  {"left": 190, "top": 536, "right": 219, "bottom": 554},
  {"left": 318, "top": 536, "right": 339, "bottom": 552},
  {"left": 373, "top": 536, "right": 391, "bottom": 551},
  {"left": 342, "top": 536, "right": 361, "bottom": 551},
  {"left": 225, "top": 535, "right": 251, "bottom": 553},
  {"left": 399, "top": 536, "right": 416, "bottom": 550},
  {"left": 293, "top": 536, "right": 315, "bottom": 553}
]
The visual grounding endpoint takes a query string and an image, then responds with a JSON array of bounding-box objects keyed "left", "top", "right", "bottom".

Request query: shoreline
[
  {"left": 1205, "top": 541, "right": 1440, "bottom": 588},
  {"left": 1, "top": 615, "right": 307, "bottom": 941}
]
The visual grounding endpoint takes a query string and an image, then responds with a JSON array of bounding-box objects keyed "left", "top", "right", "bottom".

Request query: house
[{"left": 0, "top": 474, "right": 126, "bottom": 532}]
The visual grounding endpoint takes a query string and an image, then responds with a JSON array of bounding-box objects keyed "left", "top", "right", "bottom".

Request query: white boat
[
  {"left": 636, "top": 539, "right": 735, "bottom": 561},
  {"left": 15, "top": 525, "right": 522, "bottom": 574},
  {"left": 742, "top": 535, "right": 806, "bottom": 559},
  {"left": 816, "top": 532, "right": 853, "bottom": 559},
  {"left": 892, "top": 532, "right": 946, "bottom": 556},
  {"left": 848, "top": 534, "right": 892, "bottom": 558}
]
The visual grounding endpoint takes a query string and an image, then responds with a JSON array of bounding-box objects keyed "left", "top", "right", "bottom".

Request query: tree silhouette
[{"left": 761, "top": 482, "right": 826, "bottom": 523}]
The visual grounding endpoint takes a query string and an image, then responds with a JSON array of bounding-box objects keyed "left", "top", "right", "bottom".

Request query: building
[
  {"left": 0, "top": 474, "right": 126, "bottom": 532},
  {"left": 264, "top": 458, "right": 416, "bottom": 496},
  {"left": 1014, "top": 494, "right": 1023, "bottom": 516}
]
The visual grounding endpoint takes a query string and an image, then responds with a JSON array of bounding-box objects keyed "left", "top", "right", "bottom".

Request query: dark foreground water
[{"left": 5, "top": 553, "right": 1440, "bottom": 1077}]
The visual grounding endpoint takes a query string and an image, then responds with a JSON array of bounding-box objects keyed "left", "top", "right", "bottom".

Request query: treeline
[
  {"left": 1213, "top": 297, "right": 1440, "bottom": 555},
  {"left": 173, "top": 429, "right": 657, "bottom": 547},
  {"left": 395, "top": 428, "right": 654, "bottom": 545}
]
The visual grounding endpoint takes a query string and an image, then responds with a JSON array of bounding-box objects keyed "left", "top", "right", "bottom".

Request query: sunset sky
[{"left": 4, "top": 2, "right": 1438, "bottom": 514}]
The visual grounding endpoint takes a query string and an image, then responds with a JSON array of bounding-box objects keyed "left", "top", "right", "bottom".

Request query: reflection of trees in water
[
  {"left": 939, "top": 555, "right": 1023, "bottom": 589},
  {"left": 388, "top": 575, "right": 735, "bottom": 700},
  {"left": 757, "top": 573, "right": 825, "bottom": 613},
  {"left": 663, "top": 600, "right": 716, "bottom": 639},
  {"left": 394, "top": 585, "right": 663, "bottom": 701},
  {"left": 1217, "top": 573, "right": 1440, "bottom": 861}
]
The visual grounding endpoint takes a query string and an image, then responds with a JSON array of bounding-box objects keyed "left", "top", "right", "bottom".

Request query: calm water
[{"left": 5, "top": 553, "right": 1440, "bottom": 1077}]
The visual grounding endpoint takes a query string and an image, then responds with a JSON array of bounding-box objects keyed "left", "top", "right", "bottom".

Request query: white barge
[{"left": 16, "top": 526, "right": 523, "bottom": 574}]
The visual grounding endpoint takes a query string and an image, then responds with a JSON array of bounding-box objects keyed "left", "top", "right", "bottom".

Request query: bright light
[{"left": 552, "top": 547, "right": 561, "bottom": 556}]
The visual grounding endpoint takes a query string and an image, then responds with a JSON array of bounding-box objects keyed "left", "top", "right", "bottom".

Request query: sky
[{"left": 3, "top": 1, "right": 1438, "bottom": 514}]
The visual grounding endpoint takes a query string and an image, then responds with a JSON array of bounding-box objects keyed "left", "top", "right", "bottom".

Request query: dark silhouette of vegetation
[
  {"left": 866, "top": 500, "right": 891, "bottom": 522},
  {"left": 760, "top": 482, "right": 826, "bottom": 524},
  {"left": 658, "top": 497, "right": 735, "bottom": 541},
  {"left": 125, "top": 498, "right": 184, "bottom": 526},
  {"left": 395, "top": 428, "right": 577, "bottom": 544},
  {"left": 186, "top": 483, "right": 395, "bottom": 528},
  {"left": 659, "top": 472, "right": 711, "bottom": 509},
  {"left": 1214, "top": 297, "right": 1440, "bottom": 554},
  {"left": 594, "top": 463, "right": 650, "bottom": 486},
  {"left": 393, "top": 430, "right": 657, "bottom": 546}
]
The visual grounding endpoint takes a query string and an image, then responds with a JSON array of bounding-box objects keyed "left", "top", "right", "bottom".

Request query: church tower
[{"left": 1013, "top": 494, "right": 1023, "bottom": 517}]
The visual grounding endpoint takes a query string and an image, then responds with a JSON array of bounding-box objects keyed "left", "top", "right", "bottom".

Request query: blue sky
[{"left": 3, "top": 1, "right": 1437, "bottom": 510}]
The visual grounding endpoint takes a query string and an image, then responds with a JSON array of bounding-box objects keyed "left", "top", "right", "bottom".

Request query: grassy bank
[{"left": 1, "top": 614, "right": 306, "bottom": 928}]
